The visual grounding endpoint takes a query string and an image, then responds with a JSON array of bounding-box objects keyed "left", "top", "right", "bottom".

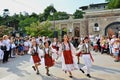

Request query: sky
[{"left": 0, "top": 0, "right": 105, "bottom": 16}]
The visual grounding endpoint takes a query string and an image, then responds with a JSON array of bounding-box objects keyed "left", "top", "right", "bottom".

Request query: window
[
  {"left": 94, "top": 23, "right": 98, "bottom": 27},
  {"left": 93, "top": 23, "right": 100, "bottom": 31}
]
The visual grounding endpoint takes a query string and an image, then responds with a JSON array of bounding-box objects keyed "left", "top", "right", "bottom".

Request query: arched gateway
[{"left": 105, "top": 22, "right": 120, "bottom": 38}]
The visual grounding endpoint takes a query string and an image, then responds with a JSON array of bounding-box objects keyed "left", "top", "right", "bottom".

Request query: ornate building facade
[{"left": 51, "top": 9, "right": 120, "bottom": 38}]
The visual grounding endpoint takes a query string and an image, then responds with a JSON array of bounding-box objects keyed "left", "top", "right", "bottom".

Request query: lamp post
[
  {"left": 50, "top": 12, "right": 55, "bottom": 30},
  {"left": 50, "top": 11, "right": 58, "bottom": 38}
]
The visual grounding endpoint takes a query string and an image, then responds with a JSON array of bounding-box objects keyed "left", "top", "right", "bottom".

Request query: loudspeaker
[
  {"left": 61, "top": 31, "right": 66, "bottom": 37},
  {"left": 54, "top": 31, "right": 58, "bottom": 38}
]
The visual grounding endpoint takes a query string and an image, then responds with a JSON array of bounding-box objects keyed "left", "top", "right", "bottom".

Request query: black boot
[
  {"left": 46, "top": 67, "right": 50, "bottom": 76},
  {"left": 32, "top": 66, "right": 36, "bottom": 71},
  {"left": 69, "top": 75, "right": 73, "bottom": 78},
  {"left": 80, "top": 68, "right": 85, "bottom": 73},
  {"left": 46, "top": 73, "right": 50, "bottom": 76},
  {"left": 36, "top": 70, "right": 40, "bottom": 75},
  {"left": 87, "top": 74, "right": 91, "bottom": 78}
]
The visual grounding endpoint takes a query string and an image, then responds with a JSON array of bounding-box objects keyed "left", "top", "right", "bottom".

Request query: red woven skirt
[
  {"left": 44, "top": 54, "right": 54, "bottom": 67},
  {"left": 52, "top": 45, "right": 59, "bottom": 51},
  {"left": 63, "top": 50, "right": 73, "bottom": 64},
  {"left": 32, "top": 54, "right": 41, "bottom": 63},
  {"left": 76, "top": 52, "right": 82, "bottom": 57},
  {"left": 94, "top": 45, "right": 98, "bottom": 49}
]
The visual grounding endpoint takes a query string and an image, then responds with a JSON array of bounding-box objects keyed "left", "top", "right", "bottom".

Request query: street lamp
[
  {"left": 50, "top": 11, "right": 58, "bottom": 38},
  {"left": 50, "top": 11, "right": 55, "bottom": 30}
]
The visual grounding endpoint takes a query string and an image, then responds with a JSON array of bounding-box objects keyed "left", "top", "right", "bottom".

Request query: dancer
[
  {"left": 29, "top": 40, "right": 43, "bottom": 74},
  {"left": 51, "top": 37, "right": 60, "bottom": 59},
  {"left": 43, "top": 41, "right": 57, "bottom": 76},
  {"left": 79, "top": 37, "right": 94, "bottom": 78},
  {"left": 76, "top": 41, "right": 83, "bottom": 64},
  {"left": 58, "top": 35, "right": 78, "bottom": 78}
]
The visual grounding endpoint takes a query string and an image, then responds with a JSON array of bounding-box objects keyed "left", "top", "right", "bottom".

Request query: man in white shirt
[{"left": 2, "top": 35, "right": 10, "bottom": 63}]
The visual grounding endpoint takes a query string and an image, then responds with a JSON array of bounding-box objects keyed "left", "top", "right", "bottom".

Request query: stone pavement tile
[{"left": 0, "top": 52, "right": 120, "bottom": 80}]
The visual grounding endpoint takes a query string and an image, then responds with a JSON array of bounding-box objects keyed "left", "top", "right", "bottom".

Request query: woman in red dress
[
  {"left": 51, "top": 38, "right": 59, "bottom": 51},
  {"left": 50, "top": 37, "right": 60, "bottom": 60},
  {"left": 58, "top": 35, "right": 79, "bottom": 78},
  {"left": 29, "top": 40, "right": 43, "bottom": 75},
  {"left": 44, "top": 41, "right": 56, "bottom": 76}
]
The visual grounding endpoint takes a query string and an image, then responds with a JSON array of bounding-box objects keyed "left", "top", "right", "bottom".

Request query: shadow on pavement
[
  {"left": 91, "top": 76, "right": 105, "bottom": 80},
  {"left": 39, "top": 73, "right": 65, "bottom": 80},
  {"left": 0, "top": 55, "right": 31, "bottom": 77},
  {"left": 92, "top": 64, "right": 120, "bottom": 74}
]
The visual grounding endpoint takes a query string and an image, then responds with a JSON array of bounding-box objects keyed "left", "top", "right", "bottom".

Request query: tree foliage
[
  {"left": 25, "top": 21, "right": 53, "bottom": 37},
  {"left": 19, "top": 17, "right": 37, "bottom": 29},
  {"left": 43, "top": 5, "right": 57, "bottom": 21},
  {"left": 48, "top": 11, "right": 69, "bottom": 20},
  {"left": 73, "top": 10, "right": 85, "bottom": 19},
  {"left": 0, "top": 26, "right": 14, "bottom": 37},
  {"left": 106, "top": 0, "right": 120, "bottom": 9},
  {"left": 0, "top": 5, "right": 85, "bottom": 37}
]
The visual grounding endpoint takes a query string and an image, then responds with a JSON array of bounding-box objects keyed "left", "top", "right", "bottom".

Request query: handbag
[{"left": 0, "top": 46, "right": 7, "bottom": 51}]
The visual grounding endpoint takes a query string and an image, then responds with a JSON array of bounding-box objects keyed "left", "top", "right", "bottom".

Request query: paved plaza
[{"left": 0, "top": 51, "right": 120, "bottom": 80}]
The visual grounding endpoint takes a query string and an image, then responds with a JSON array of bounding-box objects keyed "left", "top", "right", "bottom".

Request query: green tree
[
  {"left": 43, "top": 5, "right": 57, "bottom": 21},
  {"left": 25, "top": 21, "right": 53, "bottom": 37},
  {"left": 106, "top": 0, "right": 120, "bottom": 9},
  {"left": 19, "top": 17, "right": 37, "bottom": 29},
  {"left": 0, "top": 26, "right": 14, "bottom": 37},
  {"left": 0, "top": 16, "right": 4, "bottom": 25},
  {"left": 39, "top": 13, "right": 45, "bottom": 22},
  {"left": 30, "top": 12, "right": 39, "bottom": 19},
  {"left": 73, "top": 10, "right": 85, "bottom": 19},
  {"left": 48, "top": 11, "right": 69, "bottom": 20}
]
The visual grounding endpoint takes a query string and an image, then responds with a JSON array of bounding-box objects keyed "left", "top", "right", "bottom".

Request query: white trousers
[{"left": 81, "top": 54, "right": 92, "bottom": 74}]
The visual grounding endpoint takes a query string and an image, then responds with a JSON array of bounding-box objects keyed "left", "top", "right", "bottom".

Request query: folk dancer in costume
[
  {"left": 50, "top": 37, "right": 60, "bottom": 59},
  {"left": 38, "top": 38, "right": 44, "bottom": 49},
  {"left": 58, "top": 35, "right": 79, "bottom": 78},
  {"left": 79, "top": 37, "right": 94, "bottom": 78},
  {"left": 43, "top": 41, "right": 57, "bottom": 76},
  {"left": 76, "top": 41, "right": 84, "bottom": 64},
  {"left": 28, "top": 40, "right": 44, "bottom": 75}
]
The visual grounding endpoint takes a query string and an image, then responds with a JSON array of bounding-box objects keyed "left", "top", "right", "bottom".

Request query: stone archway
[
  {"left": 61, "top": 24, "right": 67, "bottom": 37},
  {"left": 73, "top": 23, "right": 80, "bottom": 37},
  {"left": 74, "top": 27, "right": 80, "bottom": 37},
  {"left": 105, "top": 22, "right": 120, "bottom": 38}
]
